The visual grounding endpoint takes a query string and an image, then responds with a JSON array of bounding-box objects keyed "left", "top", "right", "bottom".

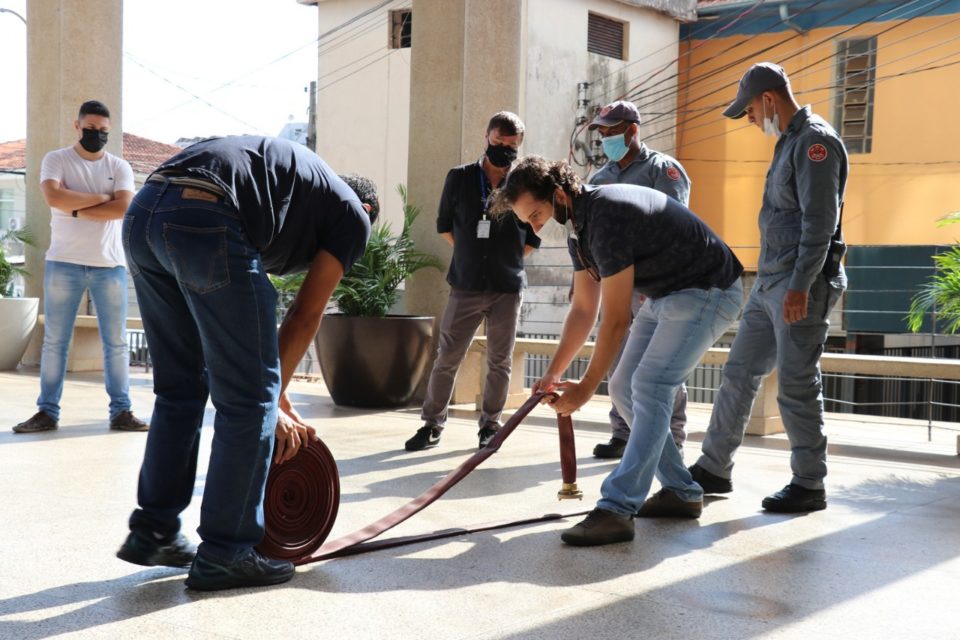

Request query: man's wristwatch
[{"left": 71, "top": 210, "right": 78, "bottom": 218}]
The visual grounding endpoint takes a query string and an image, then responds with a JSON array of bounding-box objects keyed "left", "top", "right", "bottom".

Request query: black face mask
[
  {"left": 485, "top": 144, "right": 517, "bottom": 168},
  {"left": 79, "top": 128, "right": 109, "bottom": 153}
]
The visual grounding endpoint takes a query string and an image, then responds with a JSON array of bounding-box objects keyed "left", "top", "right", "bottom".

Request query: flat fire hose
[{"left": 257, "top": 392, "right": 589, "bottom": 565}]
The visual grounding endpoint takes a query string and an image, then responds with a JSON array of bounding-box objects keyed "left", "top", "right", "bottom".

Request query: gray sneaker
[
  {"left": 110, "top": 411, "right": 149, "bottom": 432},
  {"left": 12, "top": 411, "right": 58, "bottom": 434}
]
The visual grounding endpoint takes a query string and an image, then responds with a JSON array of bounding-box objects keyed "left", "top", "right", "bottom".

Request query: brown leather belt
[
  {"left": 146, "top": 172, "right": 227, "bottom": 198},
  {"left": 258, "top": 392, "right": 587, "bottom": 565}
]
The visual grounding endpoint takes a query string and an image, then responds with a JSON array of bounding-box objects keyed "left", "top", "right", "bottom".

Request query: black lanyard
[{"left": 478, "top": 170, "right": 490, "bottom": 220}]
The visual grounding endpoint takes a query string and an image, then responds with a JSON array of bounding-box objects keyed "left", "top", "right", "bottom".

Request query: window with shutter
[
  {"left": 588, "top": 12, "right": 627, "bottom": 61},
  {"left": 834, "top": 37, "right": 877, "bottom": 154}
]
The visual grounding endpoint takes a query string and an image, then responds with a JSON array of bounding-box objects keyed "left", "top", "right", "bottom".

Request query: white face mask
[{"left": 762, "top": 99, "right": 781, "bottom": 138}]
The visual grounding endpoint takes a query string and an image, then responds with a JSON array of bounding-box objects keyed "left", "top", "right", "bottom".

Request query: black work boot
[
  {"left": 688, "top": 463, "right": 733, "bottom": 494},
  {"left": 12, "top": 411, "right": 58, "bottom": 434},
  {"left": 762, "top": 484, "right": 826, "bottom": 513},
  {"left": 636, "top": 488, "right": 703, "bottom": 519},
  {"left": 593, "top": 437, "right": 627, "bottom": 459},
  {"left": 560, "top": 508, "right": 635, "bottom": 546}
]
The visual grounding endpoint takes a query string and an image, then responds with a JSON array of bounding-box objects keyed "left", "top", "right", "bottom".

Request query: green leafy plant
[
  {"left": 0, "top": 226, "right": 35, "bottom": 297},
  {"left": 908, "top": 212, "right": 960, "bottom": 334},
  {"left": 271, "top": 184, "right": 441, "bottom": 317}
]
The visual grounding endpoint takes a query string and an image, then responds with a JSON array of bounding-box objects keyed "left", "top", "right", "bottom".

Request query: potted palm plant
[
  {"left": 274, "top": 185, "right": 442, "bottom": 408},
  {"left": 908, "top": 212, "right": 960, "bottom": 334},
  {"left": 0, "top": 226, "right": 39, "bottom": 370}
]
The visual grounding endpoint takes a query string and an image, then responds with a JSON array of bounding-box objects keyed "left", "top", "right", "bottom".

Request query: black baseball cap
[{"left": 723, "top": 62, "right": 789, "bottom": 119}]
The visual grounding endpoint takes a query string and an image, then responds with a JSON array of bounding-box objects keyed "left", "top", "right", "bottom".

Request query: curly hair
[
  {"left": 338, "top": 173, "right": 380, "bottom": 224},
  {"left": 488, "top": 156, "right": 581, "bottom": 220}
]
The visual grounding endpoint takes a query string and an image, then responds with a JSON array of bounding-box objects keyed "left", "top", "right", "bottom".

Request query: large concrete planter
[
  {"left": 315, "top": 314, "right": 434, "bottom": 408},
  {"left": 0, "top": 297, "right": 39, "bottom": 370}
]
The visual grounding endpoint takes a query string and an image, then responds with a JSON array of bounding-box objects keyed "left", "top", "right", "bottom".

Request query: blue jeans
[
  {"left": 123, "top": 180, "right": 279, "bottom": 561},
  {"left": 38, "top": 260, "right": 130, "bottom": 421},
  {"left": 697, "top": 273, "right": 845, "bottom": 490},
  {"left": 599, "top": 280, "right": 743, "bottom": 516}
]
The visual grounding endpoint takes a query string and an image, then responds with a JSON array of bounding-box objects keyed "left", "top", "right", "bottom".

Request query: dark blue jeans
[{"left": 122, "top": 180, "right": 280, "bottom": 561}]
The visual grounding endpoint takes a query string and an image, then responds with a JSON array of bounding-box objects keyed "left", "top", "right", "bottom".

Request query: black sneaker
[
  {"left": 636, "top": 488, "right": 702, "bottom": 519},
  {"left": 560, "top": 508, "right": 635, "bottom": 546},
  {"left": 762, "top": 484, "right": 826, "bottom": 513},
  {"left": 12, "top": 411, "right": 58, "bottom": 434},
  {"left": 688, "top": 463, "right": 733, "bottom": 494},
  {"left": 185, "top": 548, "right": 295, "bottom": 591},
  {"left": 478, "top": 426, "right": 499, "bottom": 448},
  {"left": 110, "top": 410, "right": 149, "bottom": 432},
  {"left": 405, "top": 425, "right": 441, "bottom": 451},
  {"left": 593, "top": 437, "right": 627, "bottom": 459},
  {"left": 116, "top": 530, "right": 196, "bottom": 568}
]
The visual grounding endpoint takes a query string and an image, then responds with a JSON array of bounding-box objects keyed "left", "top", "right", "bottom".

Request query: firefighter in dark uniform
[
  {"left": 587, "top": 99, "right": 692, "bottom": 459},
  {"left": 689, "top": 62, "right": 849, "bottom": 513}
]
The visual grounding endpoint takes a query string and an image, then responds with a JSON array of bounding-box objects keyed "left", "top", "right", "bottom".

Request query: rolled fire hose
[{"left": 258, "top": 392, "right": 587, "bottom": 565}]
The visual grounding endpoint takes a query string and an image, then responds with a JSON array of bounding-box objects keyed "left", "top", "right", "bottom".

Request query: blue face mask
[{"left": 600, "top": 133, "right": 629, "bottom": 162}]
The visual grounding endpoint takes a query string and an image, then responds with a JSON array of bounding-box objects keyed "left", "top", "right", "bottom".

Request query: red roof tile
[
  {"left": 120, "top": 133, "right": 183, "bottom": 175},
  {"left": 0, "top": 133, "right": 181, "bottom": 175},
  {"left": 0, "top": 139, "right": 26, "bottom": 171}
]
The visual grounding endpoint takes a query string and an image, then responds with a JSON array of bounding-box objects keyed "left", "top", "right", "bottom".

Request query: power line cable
[
  {"left": 128, "top": 0, "right": 400, "bottom": 128},
  {"left": 623, "top": 0, "right": 839, "bottom": 108},
  {"left": 592, "top": 0, "right": 768, "bottom": 94},
  {"left": 313, "top": 9, "right": 411, "bottom": 94},
  {"left": 668, "top": 51, "right": 960, "bottom": 152},
  {"left": 644, "top": 0, "right": 958, "bottom": 146},
  {"left": 124, "top": 53, "right": 268, "bottom": 134},
  {"left": 643, "top": 0, "right": 948, "bottom": 128},
  {"left": 570, "top": 0, "right": 843, "bottom": 163},
  {"left": 629, "top": 0, "right": 912, "bottom": 110},
  {"left": 659, "top": 9, "right": 960, "bottom": 118},
  {"left": 602, "top": 0, "right": 786, "bottom": 105}
]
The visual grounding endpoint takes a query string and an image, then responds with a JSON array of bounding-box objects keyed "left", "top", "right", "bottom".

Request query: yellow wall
[{"left": 676, "top": 15, "right": 960, "bottom": 270}]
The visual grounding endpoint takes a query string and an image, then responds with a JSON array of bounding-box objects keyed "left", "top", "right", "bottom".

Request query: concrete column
[
  {"left": 745, "top": 371, "right": 784, "bottom": 436},
  {"left": 24, "top": 0, "right": 124, "bottom": 300},
  {"left": 406, "top": 0, "right": 526, "bottom": 405},
  {"left": 22, "top": 0, "right": 123, "bottom": 365},
  {"left": 405, "top": 0, "right": 525, "bottom": 320}
]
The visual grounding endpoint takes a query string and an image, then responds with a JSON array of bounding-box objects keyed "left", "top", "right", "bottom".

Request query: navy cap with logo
[
  {"left": 723, "top": 62, "right": 790, "bottom": 119},
  {"left": 589, "top": 100, "right": 641, "bottom": 130}
]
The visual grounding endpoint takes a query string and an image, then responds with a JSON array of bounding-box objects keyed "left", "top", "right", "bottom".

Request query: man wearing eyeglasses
[{"left": 586, "top": 100, "right": 692, "bottom": 460}]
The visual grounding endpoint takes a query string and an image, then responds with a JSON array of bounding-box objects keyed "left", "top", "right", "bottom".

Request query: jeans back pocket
[{"left": 163, "top": 223, "right": 230, "bottom": 294}]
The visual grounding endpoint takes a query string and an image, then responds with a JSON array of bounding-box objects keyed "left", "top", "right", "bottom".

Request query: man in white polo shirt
[{"left": 13, "top": 100, "right": 148, "bottom": 433}]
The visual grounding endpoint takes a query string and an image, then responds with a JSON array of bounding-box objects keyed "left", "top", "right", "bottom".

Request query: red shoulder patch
[
  {"left": 665, "top": 166, "right": 681, "bottom": 181},
  {"left": 807, "top": 143, "right": 828, "bottom": 162}
]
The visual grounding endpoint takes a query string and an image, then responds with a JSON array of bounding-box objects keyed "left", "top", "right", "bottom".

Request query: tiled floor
[{"left": 1, "top": 368, "right": 958, "bottom": 639}]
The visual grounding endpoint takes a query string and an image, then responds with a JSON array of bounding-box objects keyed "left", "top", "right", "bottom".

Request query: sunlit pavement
[{"left": 1, "top": 367, "right": 958, "bottom": 640}]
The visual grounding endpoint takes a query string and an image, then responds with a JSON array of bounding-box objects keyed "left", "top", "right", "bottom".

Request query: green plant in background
[
  {"left": 0, "top": 226, "right": 35, "bottom": 297},
  {"left": 271, "top": 184, "right": 442, "bottom": 318},
  {"left": 908, "top": 212, "right": 960, "bottom": 334}
]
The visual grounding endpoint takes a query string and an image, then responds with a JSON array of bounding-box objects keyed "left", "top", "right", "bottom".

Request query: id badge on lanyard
[{"left": 477, "top": 171, "right": 491, "bottom": 239}]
